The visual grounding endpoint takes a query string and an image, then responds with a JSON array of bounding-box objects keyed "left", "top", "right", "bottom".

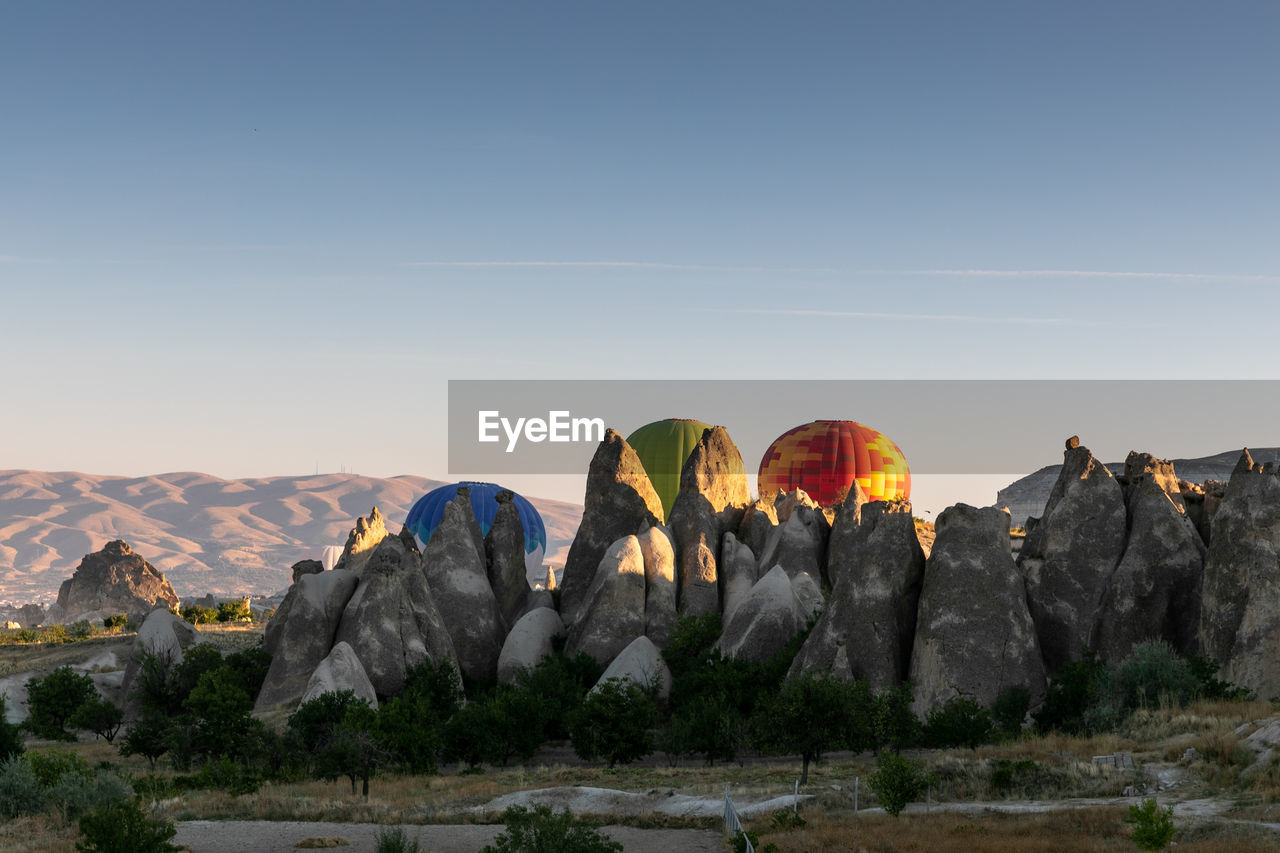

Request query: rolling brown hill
[{"left": 0, "top": 470, "right": 582, "bottom": 603}]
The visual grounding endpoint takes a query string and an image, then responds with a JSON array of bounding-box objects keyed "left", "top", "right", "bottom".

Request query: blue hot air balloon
[{"left": 405, "top": 481, "right": 547, "bottom": 581}]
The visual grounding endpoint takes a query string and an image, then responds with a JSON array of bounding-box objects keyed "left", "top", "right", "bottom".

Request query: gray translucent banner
[{"left": 448, "top": 380, "right": 1280, "bottom": 476}]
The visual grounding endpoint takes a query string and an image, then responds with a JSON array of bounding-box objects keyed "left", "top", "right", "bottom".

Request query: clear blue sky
[{"left": 2, "top": 2, "right": 1278, "bottom": 507}]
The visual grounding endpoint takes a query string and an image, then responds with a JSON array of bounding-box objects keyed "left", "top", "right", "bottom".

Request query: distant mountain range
[
  {"left": 996, "top": 448, "right": 1280, "bottom": 528},
  {"left": 0, "top": 470, "right": 583, "bottom": 604}
]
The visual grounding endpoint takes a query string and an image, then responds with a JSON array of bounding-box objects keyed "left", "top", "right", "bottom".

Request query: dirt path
[{"left": 173, "top": 821, "right": 723, "bottom": 853}]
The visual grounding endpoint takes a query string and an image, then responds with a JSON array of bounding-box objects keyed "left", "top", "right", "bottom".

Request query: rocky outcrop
[
  {"left": 300, "top": 641, "right": 378, "bottom": 708},
  {"left": 737, "top": 498, "right": 778, "bottom": 562},
  {"left": 50, "top": 540, "right": 179, "bottom": 625},
  {"left": 1199, "top": 451, "right": 1280, "bottom": 697},
  {"left": 637, "top": 523, "right": 676, "bottom": 648},
  {"left": 668, "top": 426, "right": 750, "bottom": 616},
  {"left": 560, "top": 430, "right": 663, "bottom": 621},
  {"left": 566, "top": 535, "right": 647, "bottom": 666},
  {"left": 720, "top": 532, "right": 758, "bottom": 623},
  {"left": 824, "top": 484, "right": 869, "bottom": 587},
  {"left": 759, "top": 506, "right": 827, "bottom": 586},
  {"left": 332, "top": 530, "right": 458, "bottom": 698},
  {"left": 496, "top": 608, "right": 566, "bottom": 684},
  {"left": 591, "top": 636, "right": 672, "bottom": 699},
  {"left": 120, "top": 608, "right": 210, "bottom": 712},
  {"left": 1019, "top": 438, "right": 1126, "bottom": 674},
  {"left": 486, "top": 490, "right": 530, "bottom": 629},
  {"left": 332, "top": 507, "right": 390, "bottom": 577},
  {"left": 256, "top": 569, "right": 359, "bottom": 710},
  {"left": 422, "top": 489, "right": 506, "bottom": 683},
  {"left": 291, "top": 560, "right": 324, "bottom": 584},
  {"left": 1094, "top": 453, "right": 1205, "bottom": 660},
  {"left": 717, "top": 566, "right": 806, "bottom": 663},
  {"left": 909, "top": 504, "right": 1046, "bottom": 714},
  {"left": 792, "top": 499, "right": 925, "bottom": 688}
]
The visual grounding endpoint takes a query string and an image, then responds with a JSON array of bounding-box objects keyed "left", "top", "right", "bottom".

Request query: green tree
[
  {"left": 70, "top": 697, "right": 125, "bottom": 743},
  {"left": 750, "top": 674, "right": 861, "bottom": 784},
  {"left": 442, "top": 689, "right": 545, "bottom": 769},
  {"left": 922, "top": 696, "right": 993, "bottom": 749},
  {"left": 184, "top": 666, "right": 255, "bottom": 759},
  {"left": 481, "top": 805, "right": 623, "bottom": 853},
  {"left": 991, "top": 686, "right": 1031, "bottom": 737},
  {"left": 1034, "top": 650, "right": 1118, "bottom": 735},
  {"left": 118, "top": 712, "right": 172, "bottom": 770},
  {"left": 75, "top": 798, "right": 181, "bottom": 853},
  {"left": 1125, "top": 798, "right": 1176, "bottom": 850},
  {"left": 180, "top": 606, "right": 217, "bottom": 625},
  {"left": 376, "top": 694, "right": 444, "bottom": 774},
  {"left": 315, "top": 703, "right": 387, "bottom": 797},
  {"left": 514, "top": 652, "right": 600, "bottom": 741},
  {"left": 216, "top": 599, "right": 252, "bottom": 623},
  {"left": 868, "top": 749, "right": 925, "bottom": 817},
  {"left": 568, "top": 679, "right": 657, "bottom": 768},
  {"left": 25, "top": 666, "right": 97, "bottom": 741},
  {"left": 289, "top": 690, "right": 367, "bottom": 753},
  {"left": 871, "top": 682, "right": 920, "bottom": 753},
  {"left": 664, "top": 693, "right": 744, "bottom": 765}
]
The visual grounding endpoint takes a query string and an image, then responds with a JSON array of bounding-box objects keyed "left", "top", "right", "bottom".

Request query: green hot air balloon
[{"left": 626, "top": 418, "right": 712, "bottom": 520}]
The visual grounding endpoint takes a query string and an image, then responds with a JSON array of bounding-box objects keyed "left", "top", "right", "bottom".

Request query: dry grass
[{"left": 0, "top": 812, "right": 78, "bottom": 853}]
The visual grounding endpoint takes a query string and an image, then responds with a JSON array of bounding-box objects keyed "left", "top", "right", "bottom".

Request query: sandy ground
[
  {"left": 473, "top": 785, "right": 807, "bottom": 819},
  {"left": 173, "top": 821, "right": 723, "bottom": 853}
]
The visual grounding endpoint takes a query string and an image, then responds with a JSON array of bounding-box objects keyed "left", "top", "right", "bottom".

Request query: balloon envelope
[
  {"left": 626, "top": 418, "right": 712, "bottom": 519},
  {"left": 757, "top": 420, "right": 910, "bottom": 506},
  {"left": 405, "top": 482, "right": 547, "bottom": 580}
]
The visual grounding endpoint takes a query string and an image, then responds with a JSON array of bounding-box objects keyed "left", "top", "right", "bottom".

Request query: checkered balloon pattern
[{"left": 757, "top": 420, "right": 910, "bottom": 506}]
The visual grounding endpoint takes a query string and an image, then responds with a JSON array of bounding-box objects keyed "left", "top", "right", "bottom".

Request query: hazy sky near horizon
[{"left": 2, "top": 2, "right": 1278, "bottom": 509}]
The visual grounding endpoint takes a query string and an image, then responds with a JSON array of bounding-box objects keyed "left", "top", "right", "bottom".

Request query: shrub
[
  {"left": 770, "top": 808, "right": 806, "bottom": 830},
  {"left": 0, "top": 755, "right": 44, "bottom": 819},
  {"left": 119, "top": 712, "right": 172, "bottom": 770},
  {"left": 514, "top": 652, "right": 599, "bottom": 741},
  {"left": 989, "top": 758, "right": 1037, "bottom": 792},
  {"left": 869, "top": 749, "right": 925, "bottom": 817},
  {"left": 481, "top": 805, "right": 622, "bottom": 853},
  {"left": 922, "top": 696, "right": 993, "bottom": 749},
  {"left": 871, "top": 682, "right": 921, "bottom": 752},
  {"left": 991, "top": 686, "right": 1031, "bottom": 736},
  {"left": 1115, "top": 641, "right": 1198, "bottom": 712},
  {"left": 1187, "top": 656, "right": 1251, "bottom": 702},
  {"left": 75, "top": 797, "right": 181, "bottom": 853},
  {"left": 191, "top": 755, "right": 261, "bottom": 796},
  {"left": 48, "top": 768, "right": 133, "bottom": 821},
  {"left": 376, "top": 695, "right": 443, "bottom": 774},
  {"left": 216, "top": 599, "right": 252, "bottom": 623},
  {"left": 28, "top": 747, "right": 90, "bottom": 787},
  {"left": 25, "top": 666, "right": 97, "bottom": 740},
  {"left": 289, "top": 690, "right": 367, "bottom": 753},
  {"left": 103, "top": 614, "right": 129, "bottom": 630},
  {"left": 568, "top": 679, "right": 657, "bottom": 768},
  {"left": 402, "top": 659, "right": 464, "bottom": 720},
  {"left": 180, "top": 605, "right": 217, "bottom": 625},
  {"left": 0, "top": 697, "right": 23, "bottom": 761},
  {"left": 222, "top": 646, "right": 272, "bottom": 702},
  {"left": 1033, "top": 650, "right": 1117, "bottom": 735},
  {"left": 1125, "top": 798, "right": 1176, "bottom": 850},
  {"left": 184, "top": 666, "right": 255, "bottom": 759},
  {"left": 376, "top": 827, "right": 422, "bottom": 853},
  {"left": 71, "top": 697, "right": 125, "bottom": 743}
]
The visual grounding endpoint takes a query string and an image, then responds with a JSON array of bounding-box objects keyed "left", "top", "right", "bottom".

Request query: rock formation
[
  {"left": 48, "top": 540, "right": 179, "bottom": 625},
  {"left": 422, "top": 489, "right": 505, "bottom": 683},
  {"left": 737, "top": 497, "right": 778, "bottom": 562},
  {"left": 332, "top": 530, "right": 458, "bottom": 698},
  {"left": 256, "top": 569, "right": 359, "bottom": 710},
  {"left": 559, "top": 430, "right": 663, "bottom": 621},
  {"left": 824, "top": 484, "right": 869, "bottom": 587},
  {"left": 909, "top": 504, "right": 1046, "bottom": 714},
  {"left": 717, "top": 566, "right": 806, "bottom": 663},
  {"left": 120, "top": 608, "right": 210, "bottom": 713},
  {"left": 497, "top": 608, "right": 566, "bottom": 683},
  {"left": 758, "top": 498, "right": 828, "bottom": 586},
  {"left": 301, "top": 641, "right": 378, "bottom": 708},
  {"left": 637, "top": 522, "right": 677, "bottom": 648},
  {"left": 1018, "top": 438, "right": 1126, "bottom": 674},
  {"left": 667, "top": 426, "right": 750, "bottom": 616},
  {"left": 485, "top": 490, "right": 531, "bottom": 629},
  {"left": 1093, "top": 452, "right": 1205, "bottom": 660},
  {"left": 291, "top": 559, "right": 324, "bottom": 584},
  {"left": 566, "top": 535, "right": 647, "bottom": 666},
  {"left": 720, "top": 532, "right": 758, "bottom": 623},
  {"left": 792, "top": 499, "right": 925, "bottom": 688},
  {"left": 591, "top": 636, "right": 672, "bottom": 699},
  {"left": 1199, "top": 450, "right": 1280, "bottom": 697},
  {"left": 332, "top": 507, "right": 390, "bottom": 576}
]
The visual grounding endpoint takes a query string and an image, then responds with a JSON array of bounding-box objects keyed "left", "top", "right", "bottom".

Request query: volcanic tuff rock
[
  {"left": 422, "top": 489, "right": 505, "bottom": 683},
  {"left": 332, "top": 507, "right": 390, "bottom": 577},
  {"left": 737, "top": 498, "right": 778, "bottom": 562},
  {"left": 1199, "top": 451, "right": 1280, "bottom": 698},
  {"left": 566, "top": 535, "right": 647, "bottom": 666},
  {"left": 497, "top": 608, "right": 566, "bottom": 683},
  {"left": 668, "top": 426, "right": 750, "bottom": 616},
  {"left": 636, "top": 522, "right": 677, "bottom": 648},
  {"left": 301, "top": 641, "right": 378, "bottom": 708},
  {"left": 291, "top": 560, "right": 324, "bottom": 584},
  {"left": 257, "top": 569, "right": 359, "bottom": 710},
  {"left": 1019, "top": 439, "right": 1126, "bottom": 674},
  {"left": 48, "top": 540, "right": 179, "bottom": 625},
  {"left": 592, "top": 635, "right": 672, "bottom": 699},
  {"left": 759, "top": 508, "right": 827, "bottom": 586},
  {"left": 1093, "top": 452, "right": 1205, "bottom": 660},
  {"left": 909, "top": 504, "right": 1046, "bottom": 715},
  {"left": 559, "top": 430, "right": 663, "bottom": 621},
  {"left": 485, "top": 490, "right": 531, "bottom": 630},
  {"left": 717, "top": 565, "right": 808, "bottom": 663},
  {"left": 332, "top": 529, "right": 458, "bottom": 698},
  {"left": 792, "top": 498, "right": 925, "bottom": 688},
  {"left": 120, "top": 608, "right": 210, "bottom": 714},
  {"left": 824, "top": 484, "right": 869, "bottom": 587},
  {"left": 720, "top": 532, "right": 758, "bottom": 623}
]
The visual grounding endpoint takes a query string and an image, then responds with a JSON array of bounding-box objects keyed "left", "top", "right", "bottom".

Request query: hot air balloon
[
  {"left": 405, "top": 482, "right": 547, "bottom": 581},
  {"left": 757, "top": 420, "right": 910, "bottom": 506},
  {"left": 626, "top": 418, "right": 712, "bottom": 519}
]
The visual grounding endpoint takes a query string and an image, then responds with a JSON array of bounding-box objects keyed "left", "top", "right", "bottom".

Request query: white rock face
[
  {"left": 717, "top": 566, "right": 806, "bottom": 663},
  {"left": 497, "top": 608, "right": 566, "bottom": 684},
  {"left": 591, "top": 635, "right": 672, "bottom": 699},
  {"left": 301, "top": 641, "right": 378, "bottom": 708},
  {"left": 638, "top": 523, "right": 677, "bottom": 648},
  {"left": 566, "top": 535, "right": 647, "bottom": 666}
]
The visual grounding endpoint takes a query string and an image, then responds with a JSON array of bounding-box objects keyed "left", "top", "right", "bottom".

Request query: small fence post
[
  {"left": 793, "top": 779, "right": 799, "bottom": 813},
  {"left": 854, "top": 776, "right": 859, "bottom": 813}
]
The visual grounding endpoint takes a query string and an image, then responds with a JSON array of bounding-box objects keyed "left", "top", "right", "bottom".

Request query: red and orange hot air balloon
[{"left": 757, "top": 420, "right": 910, "bottom": 505}]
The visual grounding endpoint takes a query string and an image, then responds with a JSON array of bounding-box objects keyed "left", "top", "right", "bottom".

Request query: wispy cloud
[
  {"left": 860, "top": 268, "right": 1280, "bottom": 281},
  {"left": 716, "top": 308, "right": 1089, "bottom": 325},
  {"left": 403, "top": 260, "right": 838, "bottom": 273}
]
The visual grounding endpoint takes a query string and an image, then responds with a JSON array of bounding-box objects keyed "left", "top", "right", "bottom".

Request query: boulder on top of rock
[
  {"left": 1200, "top": 451, "right": 1280, "bottom": 697},
  {"left": 423, "top": 489, "right": 505, "bottom": 684},
  {"left": 333, "top": 507, "right": 390, "bottom": 577},
  {"left": 793, "top": 498, "right": 925, "bottom": 688},
  {"left": 566, "top": 535, "right": 647, "bottom": 666},
  {"left": 333, "top": 529, "right": 458, "bottom": 698},
  {"left": 486, "top": 490, "right": 531, "bottom": 629},
  {"left": 1094, "top": 452, "right": 1205, "bottom": 661},
  {"left": 717, "top": 565, "right": 806, "bottom": 663},
  {"left": 301, "top": 641, "right": 378, "bottom": 708},
  {"left": 1019, "top": 439, "right": 1126, "bottom": 674},
  {"left": 720, "top": 532, "right": 758, "bottom": 623},
  {"left": 497, "top": 607, "right": 566, "bottom": 684},
  {"left": 668, "top": 426, "right": 750, "bottom": 616},
  {"left": 256, "top": 569, "right": 359, "bottom": 710},
  {"left": 560, "top": 430, "right": 663, "bottom": 622},
  {"left": 291, "top": 560, "right": 324, "bottom": 584},
  {"left": 591, "top": 635, "right": 672, "bottom": 699},
  {"left": 51, "top": 540, "right": 179, "bottom": 625},
  {"left": 909, "top": 504, "right": 1046, "bottom": 715},
  {"left": 637, "top": 522, "right": 677, "bottom": 648}
]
